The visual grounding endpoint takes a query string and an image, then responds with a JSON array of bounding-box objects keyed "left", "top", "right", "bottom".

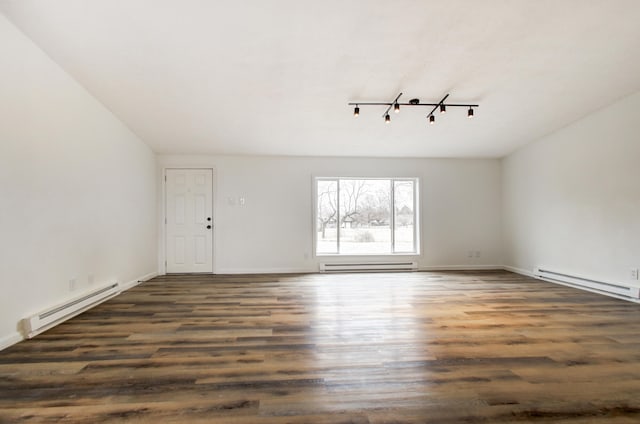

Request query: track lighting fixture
[{"left": 349, "top": 92, "right": 478, "bottom": 125}]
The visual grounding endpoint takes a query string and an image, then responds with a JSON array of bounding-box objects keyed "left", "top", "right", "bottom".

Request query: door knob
[
  {"left": 207, "top": 217, "right": 211, "bottom": 221},
  {"left": 207, "top": 225, "right": 212, "bottom": 229}
]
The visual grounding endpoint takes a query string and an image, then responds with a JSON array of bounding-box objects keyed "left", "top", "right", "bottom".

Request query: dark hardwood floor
[{"left": 2, "top": 271, "right": 640, "bottom": 423}]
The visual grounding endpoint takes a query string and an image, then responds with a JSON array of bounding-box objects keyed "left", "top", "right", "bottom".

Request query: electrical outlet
[
  {"left": 69, "top": 278, "right": 76, "bottom": 291},
  {"left": 467, "top": 251, "right": 474, "bottom": 258},
  {"left": 631, "top": 269, "right": 639, "bottom": 280},
  {"left": 475, "top": 251, "right": 481, "bottom": 258}
]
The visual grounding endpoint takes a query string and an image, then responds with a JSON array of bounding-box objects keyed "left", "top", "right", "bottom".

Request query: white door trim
[{"left": 161, "top": 167, "right": 216, "bottom": 275}]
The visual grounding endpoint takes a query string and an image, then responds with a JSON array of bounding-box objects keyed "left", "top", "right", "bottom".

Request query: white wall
[
  {"left": 0, "top": 15, "right": 157, "bottom": 348},
  {"left": 503, "top": 90, "right": 640, "bottom": 284},
  {"left": 157, "top": 155, "right": 503, "bottom": 273}
]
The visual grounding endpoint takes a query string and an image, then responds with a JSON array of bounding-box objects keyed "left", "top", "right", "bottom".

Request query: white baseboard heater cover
[
  {"left": 320, "top": 261, "right": 417, "bottom": 273},
  {"left": 535, "top": 267, "right": 640, "bottom": 302},
  {"left": 22, "top": 282, "right": 120, "bottom": 338}
]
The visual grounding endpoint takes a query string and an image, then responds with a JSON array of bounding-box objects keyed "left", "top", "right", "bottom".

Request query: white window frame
[{"left": 313, "top": 177, "right": 420, "bottom": 256}]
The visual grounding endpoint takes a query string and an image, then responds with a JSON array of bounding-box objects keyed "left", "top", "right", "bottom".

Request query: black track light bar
[
  {"left": 350, "top": 102, "right": 480, "bottom": 107},
  {"left": 348, "top": 92, "right": 479, "bottom": 122}
]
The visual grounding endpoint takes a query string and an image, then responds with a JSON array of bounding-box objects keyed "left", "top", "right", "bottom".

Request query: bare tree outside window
[
  {"left": 316, "top": 180, "right": 338, "bottom": 253},
  {"left": 315, "top": 178, "right": 418, "bottom": 255}
]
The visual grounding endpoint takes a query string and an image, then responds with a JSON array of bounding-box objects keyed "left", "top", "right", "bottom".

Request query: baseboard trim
[
  {"left": 502, "top": 265, "right": 536, "bottom": 277},
  {"left": 7, "top": 271, "right": 158, "bottom": 349},
  {"left": 208, "top": 265, "right": 509, "bottom": 274},
  {"left": 0, "top": 331, "right": 24, "bottom": 352},
  {"left": 419, "top": 265, "right": 504, "bottom": 271},
  {"left": 109, "top": 266, "right": 534, "bottom": 278},
  {"left": 121, "top": 271, "right": 158, "bottom": 291}
]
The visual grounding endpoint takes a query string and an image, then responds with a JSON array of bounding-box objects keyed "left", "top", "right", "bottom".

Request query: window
[{"left": 315, "top": 178, "right": 419, "bottom": 255}]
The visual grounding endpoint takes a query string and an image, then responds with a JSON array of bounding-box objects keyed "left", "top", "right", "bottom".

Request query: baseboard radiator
[
  {"left": 320, "top": 261, "right": 417, "bottom": 273},
  {"left": 535, "top": 267, "right": 640, "bottom": 302},
  {"left": 22, "top": 282, "right": 121, "bottom": 338}
]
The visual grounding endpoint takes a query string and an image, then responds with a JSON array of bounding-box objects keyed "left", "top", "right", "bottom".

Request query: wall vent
[
  {"left": 319, "top": 261, "right": 417, "bottom": 273},
  {"left": 22, "top": 282, "right": 120, "bottom": 338},
  {"left": 535, "top": 267, "right": 640, "bottom": 302}
]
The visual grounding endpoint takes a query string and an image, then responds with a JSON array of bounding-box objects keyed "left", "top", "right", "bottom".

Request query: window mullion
[
  {"left": 390, "top": 179, "right": 395, "bottom": 253},
  {"left": 411, "top": 180, "right": 420, "bottom": 253},
  {"left": 336, "top": 179, "right": 341, "bottom": 254}
]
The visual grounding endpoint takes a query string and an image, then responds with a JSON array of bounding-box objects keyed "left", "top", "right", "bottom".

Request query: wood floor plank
[{"left": 2, "top": 270, "right": 640, "bottom": 422}]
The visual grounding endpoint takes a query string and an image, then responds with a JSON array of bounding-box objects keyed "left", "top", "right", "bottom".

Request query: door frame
[{"left": 160, "top": 167, "right": 216, "bottom": 275}]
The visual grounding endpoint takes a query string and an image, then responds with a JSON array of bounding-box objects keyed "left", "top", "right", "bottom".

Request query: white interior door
[{"left": 165, "top": 169, "right": 213, "bottom": 273}]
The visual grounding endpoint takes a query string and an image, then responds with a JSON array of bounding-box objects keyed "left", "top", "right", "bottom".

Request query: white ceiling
[{"left": 2, "top": 1, "right": 640, "bottom": 158}]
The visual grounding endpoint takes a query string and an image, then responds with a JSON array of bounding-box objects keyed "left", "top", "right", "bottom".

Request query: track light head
[
  {"left": 468, "top": 107, "right": 474, "bottom": 118},
  {"left": 354, "top": 105, "right": 360, "bottom": 117},
  {"left": 394, "top": 103, "right": 400, "bottom": 113},
  {"left": 440, "top": 104, "right": 446, "bottom": 114},
  {"left": 385, "top": 113, "right": 391, "bottom": 123},
  {"left": 429, "top": 115, "right": 435, "bottom": 124}
]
